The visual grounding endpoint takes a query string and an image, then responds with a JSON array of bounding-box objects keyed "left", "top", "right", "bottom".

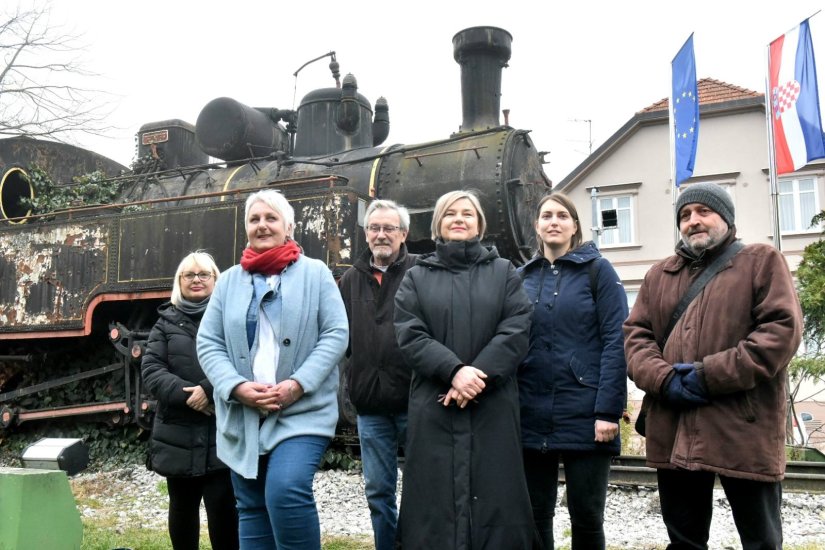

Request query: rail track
[{"left": 567, "top": 455, "right": 825, "bottom": 494}]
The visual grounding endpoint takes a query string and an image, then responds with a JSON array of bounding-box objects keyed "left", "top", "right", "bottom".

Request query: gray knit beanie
[{"left": 675, "top": 182, "right": 735, "bottom": 228}]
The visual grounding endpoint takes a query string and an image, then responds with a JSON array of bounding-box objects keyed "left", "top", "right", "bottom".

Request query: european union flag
[{"left": 672, "top": 34, "right": 699, "bottom": 186}]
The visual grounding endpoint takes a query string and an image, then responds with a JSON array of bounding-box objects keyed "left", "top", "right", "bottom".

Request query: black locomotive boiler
[{"left": 0, "top": 26, "right": 550, "bottom": 430}]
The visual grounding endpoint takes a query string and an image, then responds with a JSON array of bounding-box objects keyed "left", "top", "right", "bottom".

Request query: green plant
[
  {"left": 321, "top": 445, "right": 360, "bottom": 471},
  {"left": 157, "top": 479, "right": 168, "bottom": 496},
  {"left": 18, "top": 165, "right": 136, "bottom": 216}
]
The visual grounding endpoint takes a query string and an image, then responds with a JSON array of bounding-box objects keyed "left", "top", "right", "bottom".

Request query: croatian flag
[{"left": 769, "top": 19, "right": 825, "bottom": 175}]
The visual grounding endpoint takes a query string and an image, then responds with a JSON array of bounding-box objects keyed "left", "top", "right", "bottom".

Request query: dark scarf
[
  {"left": 240, "top": 240, "right": 301, "bottom": 275},
  {"left": 434, "top": 237, "right": 486, "bottom": 269},
  {"left": 176, "top": 296, "right": 210, "bottom": 318}
]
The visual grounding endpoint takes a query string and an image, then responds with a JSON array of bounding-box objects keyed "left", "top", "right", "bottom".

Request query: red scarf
[{"left": 240, "top": 240, "right": 301, "bottom": 275}]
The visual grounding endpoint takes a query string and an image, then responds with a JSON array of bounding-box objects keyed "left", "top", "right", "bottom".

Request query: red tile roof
[{"left": 641, "top": 78, "right": 762, "bottom": 113}]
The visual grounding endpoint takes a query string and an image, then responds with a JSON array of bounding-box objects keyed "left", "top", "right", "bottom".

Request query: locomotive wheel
[{"left": 0, "top": 405, "right": 17, "bottom": 429}]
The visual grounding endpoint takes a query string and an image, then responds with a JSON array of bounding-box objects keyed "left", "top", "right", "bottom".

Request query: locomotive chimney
[{"left": 452, "top": 26, "right": 512, "bottom": 133}]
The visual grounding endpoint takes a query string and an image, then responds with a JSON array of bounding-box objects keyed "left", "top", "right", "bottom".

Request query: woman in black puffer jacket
[{"left": 142, "top": 251, "right": 238, "bottom": 550}]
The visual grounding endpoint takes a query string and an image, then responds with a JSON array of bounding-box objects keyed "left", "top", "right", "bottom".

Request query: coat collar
[
  {"left": 417, "top": 238, "right": 498, "bottom": 271},
  {"left": 664, "top": 228, "right": 738, "bottom": 273},
  {"left": 353, "top": 242, "right": 410, "bottom": 274},
  {"left": 521, "top": 241, "right": 601, "bottom": 272}
]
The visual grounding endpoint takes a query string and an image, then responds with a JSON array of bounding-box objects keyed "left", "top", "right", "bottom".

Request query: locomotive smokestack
[{"left": 453, "top": 26, "right": 512, "bottom": 133}]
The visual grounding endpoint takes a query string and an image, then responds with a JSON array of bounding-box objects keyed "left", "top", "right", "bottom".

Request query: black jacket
[
  {"left": 394, "top": 238, "right": 535, "bottom": 550},
  {"left": 339, "top": 244, "right": 416, "bottom": 415},
  {"left": 141, "top": 302, "right": 226, "bottom": 477}
]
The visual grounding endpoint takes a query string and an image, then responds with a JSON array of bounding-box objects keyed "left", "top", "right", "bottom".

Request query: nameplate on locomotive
[{"left": 141, "top": 129, "right": 169, "bottom": 145}]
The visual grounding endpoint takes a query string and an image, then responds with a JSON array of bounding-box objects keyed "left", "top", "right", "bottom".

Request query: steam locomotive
[{"left": 0, "top": 26, "right": 550, "bottom": 430}]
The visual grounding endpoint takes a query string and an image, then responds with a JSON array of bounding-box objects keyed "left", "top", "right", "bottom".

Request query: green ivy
[
  {"left": 792, "top": 210, "right": 825, "bottom": 385},
  {"left": 0, "top": 420, "right": 149, "bottom": 470},
  {"left": 18, "top": 165, "right": 137, "bottom": 216},
  {"left": 320, "top": 441, "right": 360, "bottom": 471}
]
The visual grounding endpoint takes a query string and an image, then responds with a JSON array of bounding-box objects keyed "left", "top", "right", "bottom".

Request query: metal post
[{"left": 591, "top": 187, "right": 601, "bottom": 248}]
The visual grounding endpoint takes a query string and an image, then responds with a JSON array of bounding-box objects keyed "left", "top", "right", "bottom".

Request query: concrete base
[{"left": 0, "top": 467, "right": 82, "bottom": 550}]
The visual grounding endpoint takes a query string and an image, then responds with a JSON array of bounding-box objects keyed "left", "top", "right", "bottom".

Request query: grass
[
  {"left": 72, "top": 473, "right": 376, "bottom": 549},
  {"left": 81, "top": 518, "right": 374, "bottom": 549}
]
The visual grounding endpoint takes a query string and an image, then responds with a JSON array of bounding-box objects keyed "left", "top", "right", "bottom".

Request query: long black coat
[
  {"left": 394, "top": 239, "right": 535, "bottom": 550},
  {"left": 142, "top": 302, "right": 226, "bottom": 477}
]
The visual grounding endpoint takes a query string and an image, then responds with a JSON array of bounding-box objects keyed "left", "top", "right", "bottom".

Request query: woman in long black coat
[
  {"left": 394, "top": 190, "right": 535, "bottom": 549},
  {"left": 142, "top": 251, "right": 238, "bottom": 550}
]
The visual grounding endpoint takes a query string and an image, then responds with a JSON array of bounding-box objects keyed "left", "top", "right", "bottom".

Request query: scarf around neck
[
  {"left": 240, "top": 239, "right": 301, "bottom": 275},
  {"left": 176, "top": 296, "right": 209, "bottom": 317}
]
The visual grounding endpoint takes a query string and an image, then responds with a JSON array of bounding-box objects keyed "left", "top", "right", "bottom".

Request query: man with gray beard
[
  {"left": 338, "top": 199, "right": 416, "bottom": 550},
  {"left": 624, "top": 182, "right": 802, "bottom": 550}
]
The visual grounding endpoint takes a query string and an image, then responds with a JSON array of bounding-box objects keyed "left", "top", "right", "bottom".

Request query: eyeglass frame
[
  {"left": 180, "top": 271, "right": 214, "bottom": 282},
  {"left": 366, "top": 224, "right": 403, "bottom": 235}
]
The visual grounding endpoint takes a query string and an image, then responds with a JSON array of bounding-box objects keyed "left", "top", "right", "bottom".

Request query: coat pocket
[
  {"left": 569, "top": 355, "right": 599, "bottom": 389},
  {"left": 217, "top": 402, "right": 244, "bottom": 442}
]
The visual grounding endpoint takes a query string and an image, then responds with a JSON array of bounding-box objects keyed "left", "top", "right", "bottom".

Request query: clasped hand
[
  {"left": 664, "top": 363, "right": 709, "bottom": 408},
  {"left": 440, "top": 366, "right": 487, "bottom": 409},
  {"left": 183, "top": 385, "right": 213, "bottom": 416},
  {"left": 232, "top": 379, "right": 304, "bottom": 414}
]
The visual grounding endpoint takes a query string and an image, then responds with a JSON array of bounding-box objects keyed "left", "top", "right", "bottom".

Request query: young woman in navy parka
[{"left": 518, "top": 193, "right": 628, "bottom": 550}]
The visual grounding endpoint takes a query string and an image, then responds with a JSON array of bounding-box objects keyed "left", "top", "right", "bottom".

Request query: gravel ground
[{"left": 67, "top": 465, "right": 825, "bottom": 549}]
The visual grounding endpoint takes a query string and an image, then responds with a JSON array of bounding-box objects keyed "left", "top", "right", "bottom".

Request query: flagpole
[
  {"left": 669, "top": 75, "right": 679, "bottom": 247},
  {"left": 765, "top": 41, "right": 782, "bottom": 252},
  {"left": 777, "top": 10, "right": 821, "bottom": 37}
]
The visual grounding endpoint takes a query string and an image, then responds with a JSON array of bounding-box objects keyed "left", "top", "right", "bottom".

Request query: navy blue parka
[{"left": 518, "top": 241, "right": 628, "bottom": 454}]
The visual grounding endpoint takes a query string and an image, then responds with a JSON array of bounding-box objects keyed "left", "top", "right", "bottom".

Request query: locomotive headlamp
[{"left": 21, "top": 437, "right": 89, "bottom": 475}]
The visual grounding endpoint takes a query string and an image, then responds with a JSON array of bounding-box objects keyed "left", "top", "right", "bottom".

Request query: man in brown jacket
[{"left": 624, "top": 182, "right": 802, "bottom": 550}]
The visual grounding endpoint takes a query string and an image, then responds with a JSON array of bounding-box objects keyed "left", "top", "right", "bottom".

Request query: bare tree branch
[{"left": 0, "top": 1, "right": 116, "bottom": 141}]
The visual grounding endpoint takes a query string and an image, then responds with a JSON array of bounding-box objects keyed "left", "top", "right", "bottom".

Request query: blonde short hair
[
  {"left": 430, "top": 190, "right": 486, "bottom": 240},
  {"left": 170, "top": 251, "right": 220, "bottom": 306},
  {"left": 244, "top": 189, "right": 295, "bottom": 238}
]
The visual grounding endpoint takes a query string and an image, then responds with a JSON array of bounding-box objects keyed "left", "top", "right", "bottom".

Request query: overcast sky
[{"left": 36, "top": 0, "right": 825, "bottom": 184}]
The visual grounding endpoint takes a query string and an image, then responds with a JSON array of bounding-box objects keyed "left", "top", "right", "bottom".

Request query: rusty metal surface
[{"left": 0, "top": 220, "right": 108, "bottom": 331}]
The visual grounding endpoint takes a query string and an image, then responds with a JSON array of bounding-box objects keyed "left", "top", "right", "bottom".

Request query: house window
[
  {"left": 625, "top": 290, "right": 639, "bottom": 311},
  {"left": 599, "top": 195, "right": 634, "bottom": 246},
  {"left": 779, "top": 177, "right": 820, "bottom": 233}
]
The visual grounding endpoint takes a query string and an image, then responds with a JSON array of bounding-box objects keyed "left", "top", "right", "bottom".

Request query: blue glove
[{"left": 664, "top": 363, "right": 709, "bottom": 408}]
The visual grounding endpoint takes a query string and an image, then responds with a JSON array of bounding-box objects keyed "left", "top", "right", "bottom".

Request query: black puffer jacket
[
  {"left": 339, "top": 244, "right": 417, "bottom": 415},
  {"left": 142, "top": 302, "right": 226, "bottom": 477}
]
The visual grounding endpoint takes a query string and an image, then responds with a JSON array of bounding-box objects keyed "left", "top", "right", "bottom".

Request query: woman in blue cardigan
[
  {"left": 197, "top": 189, "right": 348, "bottom": 550},
  {"left": 518, "top": 193, "right": 628, "bottom": 550}
]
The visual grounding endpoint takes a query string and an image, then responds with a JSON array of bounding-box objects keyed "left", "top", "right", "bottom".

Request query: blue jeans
[
  {"left": 230, "top": 435, "right": 329, "bottom": 550},
  {"left": 657, "top": 468, "right": 782, "bottom": 550},
  {"left": 523, "top": 449, "right": 611, "bottom": 550},
  {"left": 357, "top": 413, "right": 407, "bottom": 550}
]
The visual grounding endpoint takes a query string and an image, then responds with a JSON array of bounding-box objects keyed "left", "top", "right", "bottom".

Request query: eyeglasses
[
  {"left": 181, "top": 272, "right": 214, "bottom": 282},
  {"left": 366, "top": 224, "right": 401, "bottom": 235}
]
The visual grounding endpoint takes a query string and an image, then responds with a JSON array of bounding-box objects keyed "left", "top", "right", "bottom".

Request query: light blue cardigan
[{"left": 197, "top": 255, "right": 348, "bottom": 479}]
